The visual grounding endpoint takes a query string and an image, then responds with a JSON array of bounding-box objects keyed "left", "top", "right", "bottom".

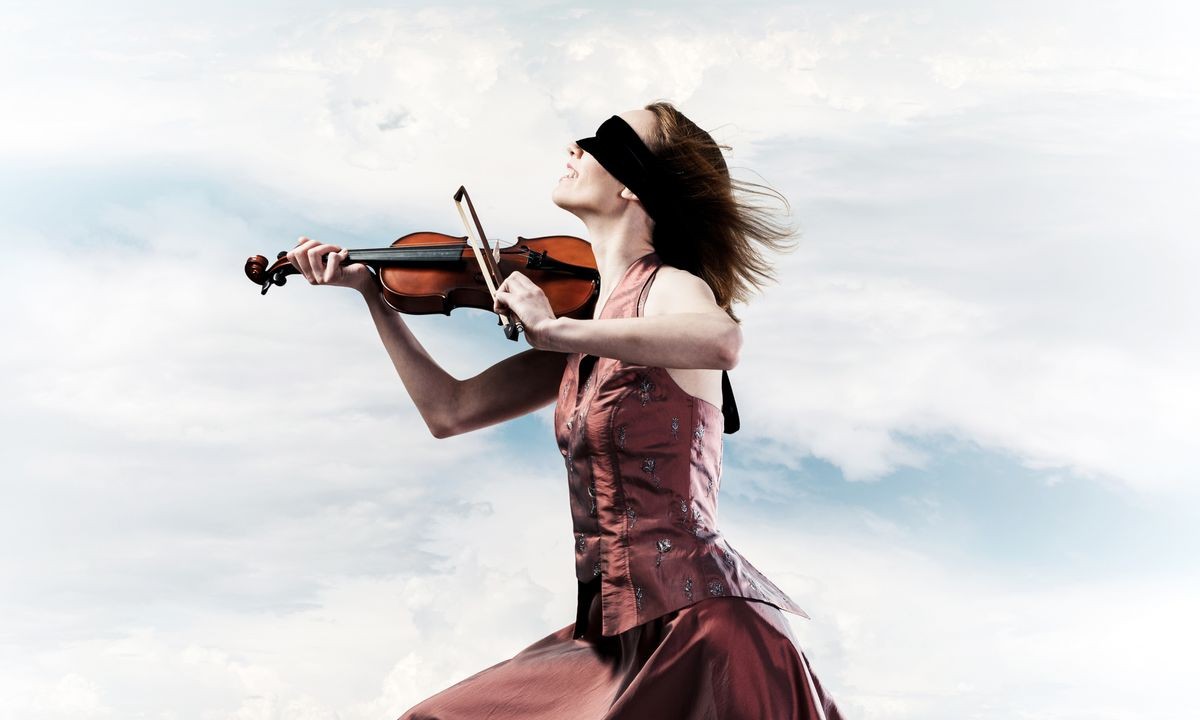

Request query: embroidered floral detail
[
  {"left": 694, "top": 422, "right": 706, "bottom": 441},
  {"left": 566, "top": 416, "right": 573, "bottom": 431},
  {"left": 575, "top": 533, "right": 586, "bottom": 553},
  {"left": 642, "top": 457, "right": 660, "bottom": 487},
  {"left": 679, "top": 499, "right": 688, "bottom": 515},
  {"left": 655, "top": 537, "right": 672, "bottom": 566},
  {"left": 638, "top": 375, "right": 655, "bottom": 406},
  {"left": 720, "top": 547, "right": 736, "bottom": 569},
  {"left": 617, "top": 425, "right": 626, "bottom": 449},
  {"left": 593, "top": 560, "right": 601, "bottom": 577},
  {"left": 635, "top": 585, "right": 644, "bottom": 611},
  {"left": 626, "top": 506, "right": 638, "bottom": 529},
  {"left": 749, "top": 578, "right": 760, "bottom": 593},
  {"left": 670, "top": 417, "right": 679, "bottom": 439},
  {"left": 683, "top": 577, "right": 694, "bottom": 601},
  {"left": 588, "top": 481, "right": 597, "bottom": 517},
  {"left": 708, "top": 580, "right": 725, "bottom": 596}
]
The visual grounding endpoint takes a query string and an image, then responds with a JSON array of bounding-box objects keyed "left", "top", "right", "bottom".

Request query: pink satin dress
[{"left": 398, "top": 252, "right": 844, "bottom": 720}]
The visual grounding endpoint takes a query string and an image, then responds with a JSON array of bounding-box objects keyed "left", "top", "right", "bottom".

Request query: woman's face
[
  {"left": 550, "top": 139, "right": 617, "bottom": 215},
  {"left": 551, "top": 109, "right": 657, "bottom": 218}
]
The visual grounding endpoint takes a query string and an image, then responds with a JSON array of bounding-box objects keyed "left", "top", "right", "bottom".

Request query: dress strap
[{"left": 721, "top": 370, "right": 740, "bottom": 434}]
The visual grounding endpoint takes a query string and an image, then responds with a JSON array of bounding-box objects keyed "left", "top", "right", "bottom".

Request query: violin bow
[{"left": 452, "top": 185, "right": 523, "bottom": 341}]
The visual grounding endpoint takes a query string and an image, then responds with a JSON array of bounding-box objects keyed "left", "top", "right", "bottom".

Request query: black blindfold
[{"left": 575, "top": 116, "right": 681, "bottom": 226}]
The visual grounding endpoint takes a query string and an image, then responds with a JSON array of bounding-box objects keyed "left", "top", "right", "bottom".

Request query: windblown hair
[{"left": 642, "top": 100, "right": 799, "bottom": 322}]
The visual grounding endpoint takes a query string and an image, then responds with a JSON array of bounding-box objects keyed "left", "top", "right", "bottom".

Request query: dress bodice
[{"left": 555, "top": 251, "right": 809, "bottom": 637}]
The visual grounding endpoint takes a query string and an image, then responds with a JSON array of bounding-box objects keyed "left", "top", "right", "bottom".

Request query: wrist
[
  {"left": 539, "top": 316, "right": 574, "bottom": 352},
  {"left": 356, "top": 272, "right": 382, "bottom": 299},
  {"left": 359, "top": 280, "right": 384, "bottom": 306}
]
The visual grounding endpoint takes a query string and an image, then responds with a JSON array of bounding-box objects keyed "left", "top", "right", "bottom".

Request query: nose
[{"left": 566, "top": 142, "right": 582, "bottom": 157}]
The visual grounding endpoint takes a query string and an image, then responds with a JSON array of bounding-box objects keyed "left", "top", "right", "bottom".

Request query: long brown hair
[{"left": 642, "top": 100, "right": 799, "bottom": 321}]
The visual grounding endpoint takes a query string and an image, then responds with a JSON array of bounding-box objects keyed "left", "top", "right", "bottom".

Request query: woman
[{"left": 288, "top": 101, "right": 844, "bottom": 720}]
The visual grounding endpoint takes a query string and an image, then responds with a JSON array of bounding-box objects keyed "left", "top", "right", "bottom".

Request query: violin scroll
[{"left": 245, "top": 251, "right": 301, "bottom": 295}]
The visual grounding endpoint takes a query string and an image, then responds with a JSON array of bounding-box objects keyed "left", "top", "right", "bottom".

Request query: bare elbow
[
  {"left": 427, "top": 409, "right": 464, "bottom": 439},
  {"left": 717, "top": 321, "right": 742, "bottom": 370},
  {"left": 718, "top": 344, "right": 740, "bottom": 371},
  {"left": 428, "top": 420, "right": 456, "bottom": 439},
  {"left": 426, "top": 382, "right": 463, "bottom": 439}
]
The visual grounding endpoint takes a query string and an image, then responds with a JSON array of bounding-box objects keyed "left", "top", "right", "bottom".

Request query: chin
[{"left": 550, "top": 184, "right": 574, "bottom": 212}]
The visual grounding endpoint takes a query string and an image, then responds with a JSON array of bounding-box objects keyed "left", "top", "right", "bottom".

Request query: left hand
[{"left": 493, "top": 271, "right": 557, "bottom": 348}]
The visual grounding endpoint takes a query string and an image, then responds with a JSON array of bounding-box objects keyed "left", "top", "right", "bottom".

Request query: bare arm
[
  {"left": 540, "top": 312, "right": 739, "bottom": 370},
  {"left": 496, "top": 265, "right": 741, "bottom": 370},
  {"left": 362, "top": 285, "right": 567, "bottom": 437}
]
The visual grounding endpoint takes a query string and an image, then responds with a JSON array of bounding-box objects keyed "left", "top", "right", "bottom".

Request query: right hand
[{"left": 286, "top": 236, "right": 377, "bottom": 295}]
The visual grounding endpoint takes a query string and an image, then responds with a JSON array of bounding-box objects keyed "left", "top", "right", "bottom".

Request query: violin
[{"left": 244, "top": 186, "right": 600, "bottom": 341}]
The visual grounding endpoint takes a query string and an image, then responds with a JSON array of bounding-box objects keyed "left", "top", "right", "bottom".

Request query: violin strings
[{"left": 346, "top": 245, "right": 530, "bottom": 263}]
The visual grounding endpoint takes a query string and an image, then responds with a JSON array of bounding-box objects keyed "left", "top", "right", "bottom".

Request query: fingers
[
  {"left": 493, "top": 272, "right": 531, "bottom": 311},
  {"left": 495, "top": 272, "right": 532, "bottom": 302},
  {"left": 323, "top": 248, "right": 349, "bottom": 284},
  {"left": 492, "top": 272, "right": 546, "bottom": 317},
  {"left": 492, "top": 287, "right": 510, "bottom": 315},
  {"left": 306, "top": 243, "right": 339, "bottom": 284},
  {"left": 498, "top": 271, "right": 530, "bottom": 290},
  {"left": 285, "top": 237, "right": 343, "bottom": 285},
  {"left": 286, "top": 237, "right": 317, "bottom": 282}
]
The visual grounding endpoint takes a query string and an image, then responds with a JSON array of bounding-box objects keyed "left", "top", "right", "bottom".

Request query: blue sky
[{"left": 1, "top": 2, "right": 1197, "bottom": 718}]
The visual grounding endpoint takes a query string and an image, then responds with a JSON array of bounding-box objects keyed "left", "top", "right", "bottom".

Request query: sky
[{"left": 1, "top": 1, "right": 1197, "bottom": 718}]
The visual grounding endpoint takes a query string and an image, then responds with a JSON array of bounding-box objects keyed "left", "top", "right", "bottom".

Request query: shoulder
[{"left": 643, "top": 264, "right": 720, "bottom": 316}]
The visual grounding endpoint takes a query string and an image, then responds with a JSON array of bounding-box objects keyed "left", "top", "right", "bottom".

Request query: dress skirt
[{"left": 397, "top": 576, "right": 844, "bottom": 720}]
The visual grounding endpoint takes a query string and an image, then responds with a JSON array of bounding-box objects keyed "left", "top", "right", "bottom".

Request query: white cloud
[{"left": 736, "top": 260, "right": 1199, "bottom": 490}]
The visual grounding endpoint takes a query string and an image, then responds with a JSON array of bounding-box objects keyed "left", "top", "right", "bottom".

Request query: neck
[{"left": 582, "top": 211, "right": 655, "bottom": 293}]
